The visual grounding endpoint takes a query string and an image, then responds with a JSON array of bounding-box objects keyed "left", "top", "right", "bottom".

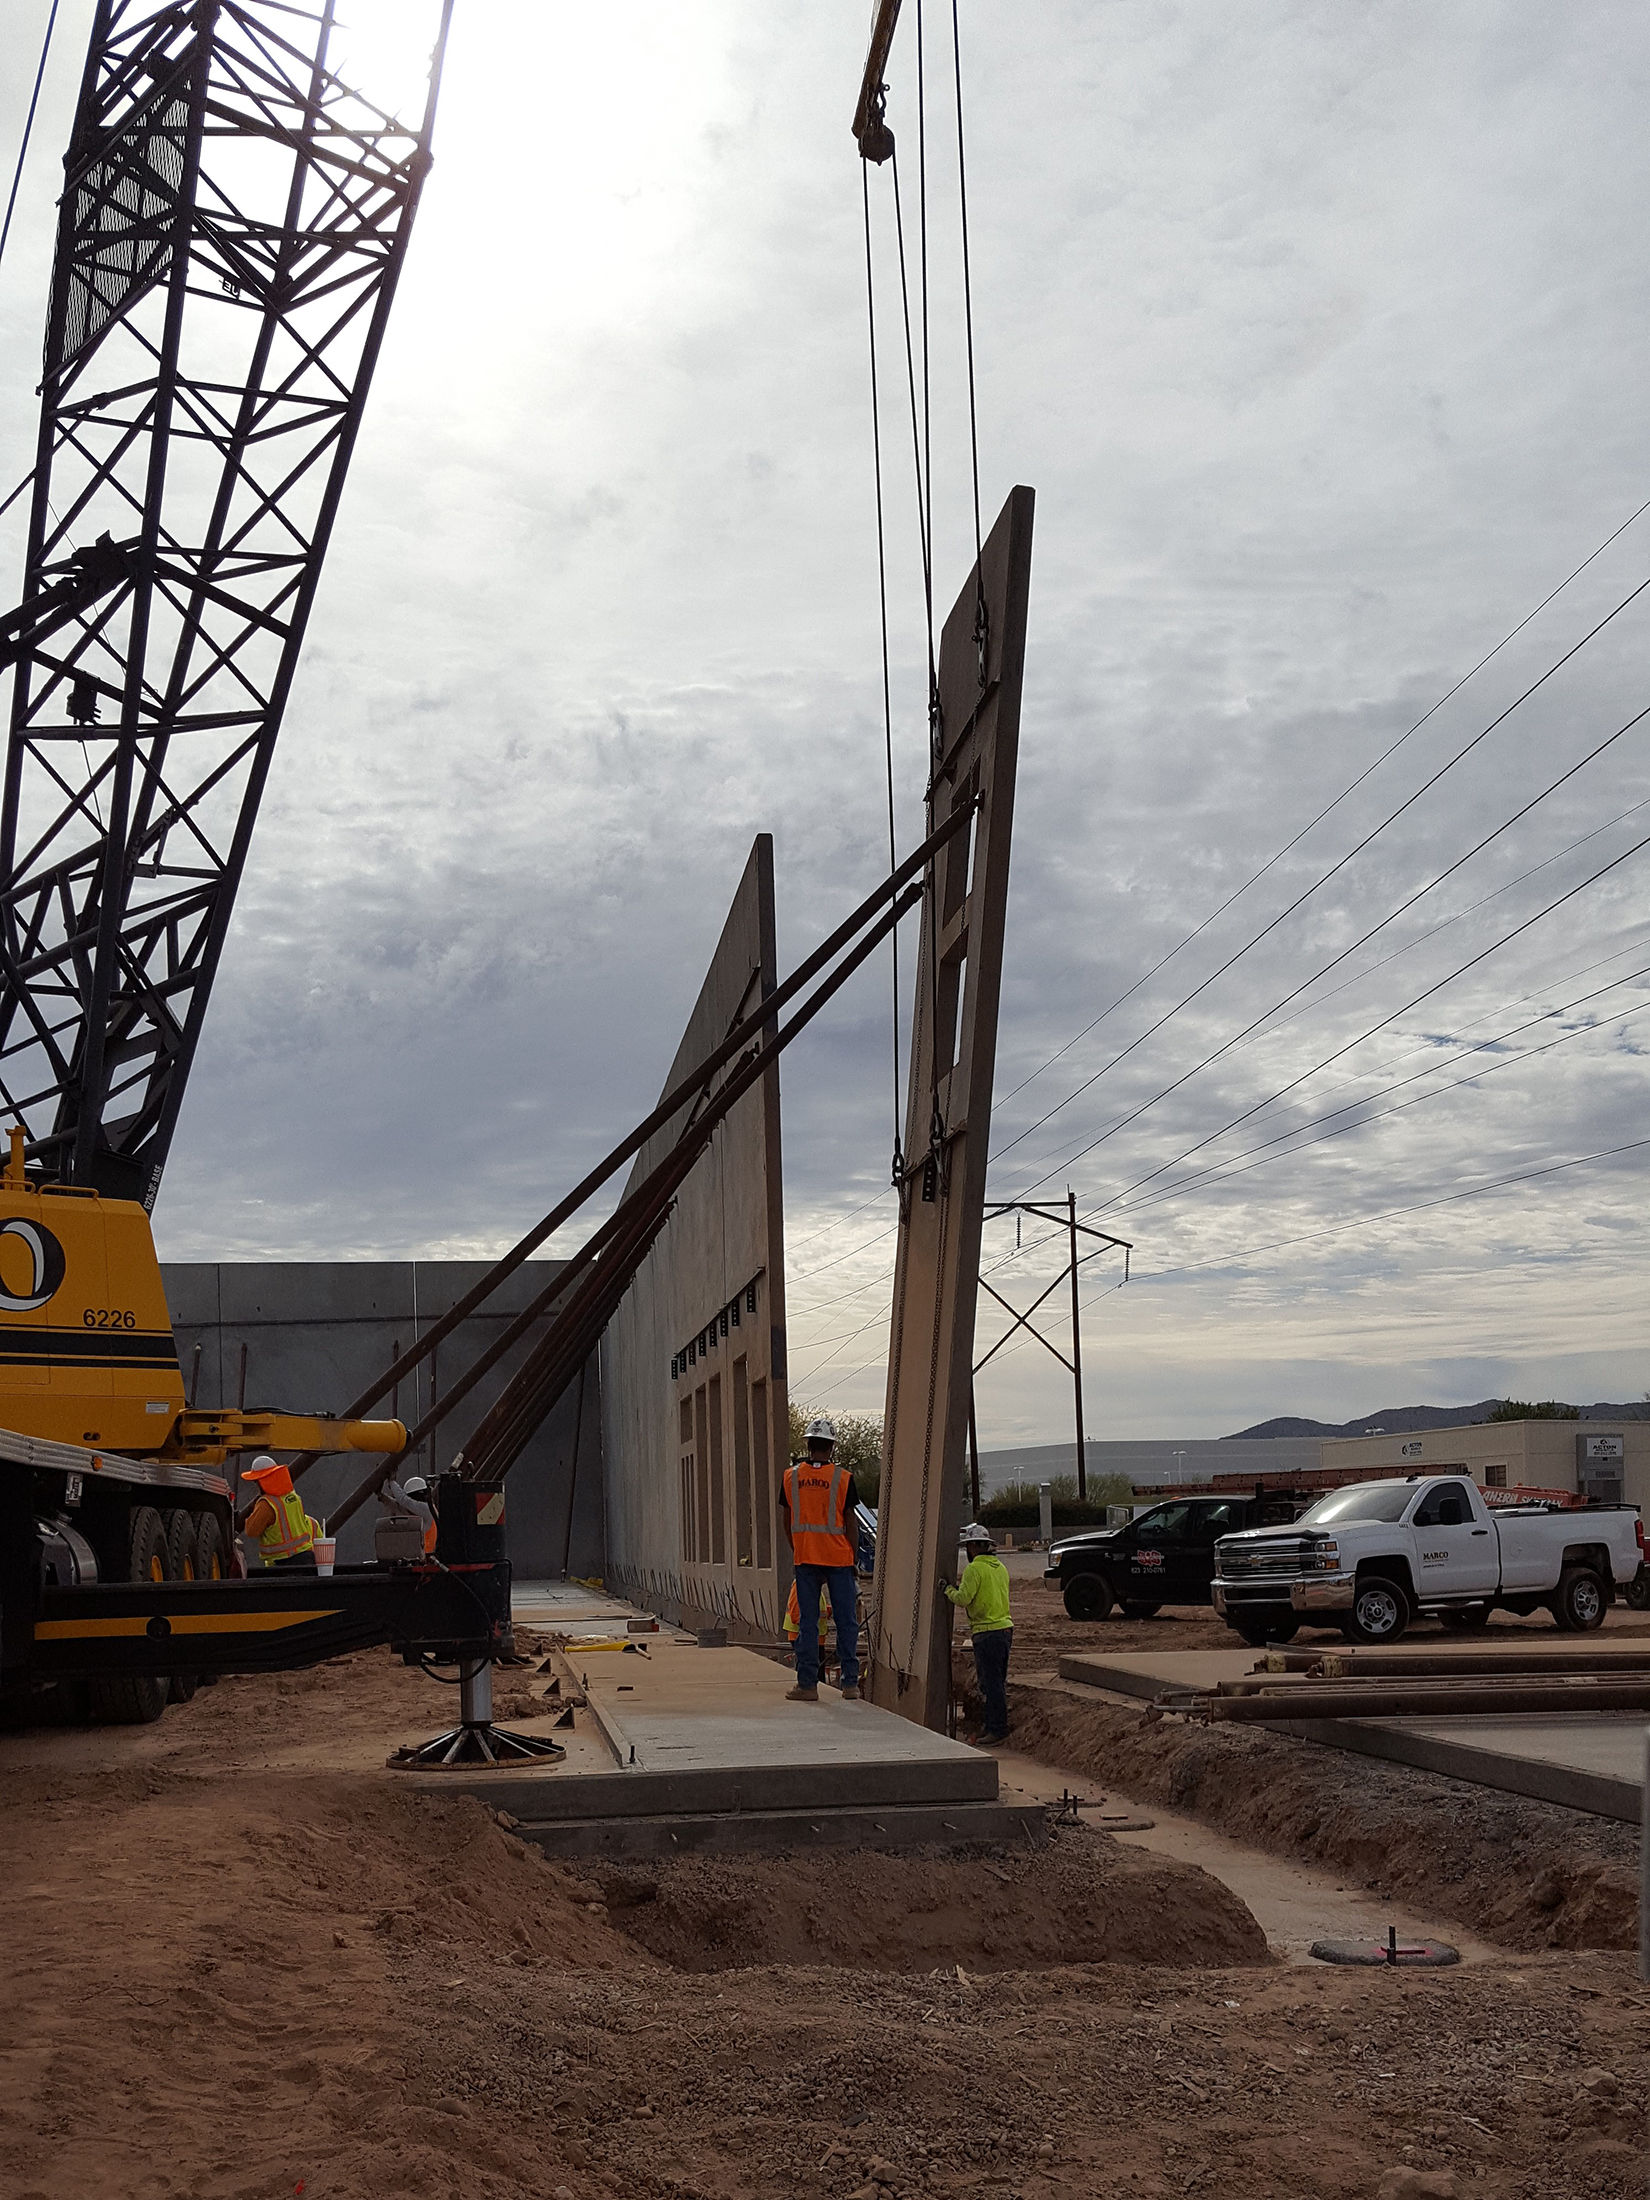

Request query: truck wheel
[
  {"left": 1341, "top": 1575, "right": 1410, "bottom": 1644},
  {"left": 1063, "top": 1572, "right": 1114, "bottom": 1622},
  {"left": 1121, "top": 1601, "right": 1162, "bottom": 1619},
  {"left": 163, "top": 1508, "right": 199, "bottom": 1704},
  {"left": 1231, "top": 1609, "right": 1299, "bottom": 1647},
  {"left": 1552, "top": 1566, "right": 1606, "bottom": 1632},
  {"left": 193, "top": 1509, "right": 228, "bottom": 1582},
  {"left": 85, "top": 1505, "right": 170, "bottom": 1726},
  {"left": 1624, "top": 1567, "right": 1650, "bottom": 1613}
]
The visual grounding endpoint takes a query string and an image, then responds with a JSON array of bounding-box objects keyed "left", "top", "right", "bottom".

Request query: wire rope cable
[
  {"left": 0, "top": 0, "right": 59, "bottom": 281},
  {"left": 949, "top": 0, "right": 985, "bottom": 621},
  {"left": 862, "top": 157, "right": 905, "bottom": 1185}
]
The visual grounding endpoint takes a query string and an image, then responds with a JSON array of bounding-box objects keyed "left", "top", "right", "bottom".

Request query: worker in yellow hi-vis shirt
[
  {"left": 945, "top": 1522, "right": 1013, "bottom": 1743},
  {"left": 241, "top": 1455, "right": 319, "bottom": 1571}
]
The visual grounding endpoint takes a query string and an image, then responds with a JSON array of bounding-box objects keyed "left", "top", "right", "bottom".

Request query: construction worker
[
  {"left": 779, "top": 1415, "right": 862, "bottom": 1702},
  {"left": 241, "top": 1455, "right": 320, "bottom": 1571},
  {"left": 946, "top": 1522, "right": 1013, "bottom": 1744},
  {"left": 782, "top": 1576, "right": 833, "bottom": 1675},
  {"left": 380, "top": 1472, "right": 438, "bottom": 1556}
]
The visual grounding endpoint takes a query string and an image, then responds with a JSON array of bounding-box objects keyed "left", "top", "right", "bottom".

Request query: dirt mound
[
  {"left": 1011, "top": 1684, "right": 1640, "bottom": 1952},
  {"left": 579, "top": 1826, "right": 1269, "bottom": 1972}
]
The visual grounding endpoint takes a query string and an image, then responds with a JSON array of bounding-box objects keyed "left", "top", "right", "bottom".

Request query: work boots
[
  {"left": 784, "top": 1684, "right": 818, "bottom": 1702},
  {"left": 838, "top": 1684, "right": 861, "bottom": 1701}
]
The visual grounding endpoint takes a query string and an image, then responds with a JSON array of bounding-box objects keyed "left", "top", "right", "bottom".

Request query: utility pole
[
  {"left": 1067, "top": 1189, "right": 1087, "bottom": 1498},
  {"left": 974, "top": 1201, "right": 1130, "bottom": 1509},
  {"left": 967, "top": 1389, "right": 982, "bottom": 1519}
]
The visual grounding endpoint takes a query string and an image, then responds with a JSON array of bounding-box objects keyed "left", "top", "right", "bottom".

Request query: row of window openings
[
  {"left": 678, "top": 1354, "right": 773, "bottom": 1571},
  {"left": 671, "top": 1276, "right": 760, "bottom": 1380}
]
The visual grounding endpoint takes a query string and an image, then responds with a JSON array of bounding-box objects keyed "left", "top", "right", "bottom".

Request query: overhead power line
[
  {"left": 1102, "top": 975, "right": 1650, "bottom": 1224},
  {"left": 991, "top": 567, "right": 1650, "bottom": 1177},
  {"left": 1008, "top": 702, "right": 1650, "bottom": 1197},
  {"left": 991, "top": 487, "right": 1650, "bottom": 1123},
  {"left": 1202, "top": 792, "right": 1650, "bottom": 1070},
  {"left": 1089, "top": 928, "right": 1650, "bottom": 1220},
  {"left": 1134, "top": 1133, "right": 1650, "bottom": 1282}
]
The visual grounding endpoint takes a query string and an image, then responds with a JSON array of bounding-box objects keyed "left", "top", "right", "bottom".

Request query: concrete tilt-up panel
[{"left": 600, "top": 836, "right": 789, "bottom": 1634}]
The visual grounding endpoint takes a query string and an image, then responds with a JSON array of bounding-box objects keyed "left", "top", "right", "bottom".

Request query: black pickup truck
[{"left": 1045, "top": 1491, "right": 1307, "bottom": 1621}]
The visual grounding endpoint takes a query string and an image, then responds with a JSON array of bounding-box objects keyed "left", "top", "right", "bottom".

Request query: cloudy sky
[{"left": 2, "top": 1, "right": 1648, "bottom": 1443}]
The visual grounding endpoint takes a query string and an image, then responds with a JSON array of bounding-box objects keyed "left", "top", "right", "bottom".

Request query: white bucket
[{"left": 313, "top": 1537, "right": 337, "bottom": 1576}]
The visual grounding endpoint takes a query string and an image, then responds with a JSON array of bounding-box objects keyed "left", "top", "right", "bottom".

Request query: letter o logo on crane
[{"left": 0, "top": 1217, "right": 66, "bottom": 1312}]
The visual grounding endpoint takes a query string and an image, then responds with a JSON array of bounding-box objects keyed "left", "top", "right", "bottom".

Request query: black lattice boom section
[{"left": 0, "top": 0, "right": 451, "bottom": 1204}]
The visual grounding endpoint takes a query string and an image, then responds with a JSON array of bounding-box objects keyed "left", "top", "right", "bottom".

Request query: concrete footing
[{"left": 514, "top": 1798, "right": 1046, "bottom": 1860}]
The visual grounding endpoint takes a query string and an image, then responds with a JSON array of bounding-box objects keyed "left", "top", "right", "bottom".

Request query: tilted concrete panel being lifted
[
  {"left": 869, "top": 486, "right": 1036, "bottom": 1730},
  {"left": 600, "top": 837, "right": 789, "bottom": 1635}
]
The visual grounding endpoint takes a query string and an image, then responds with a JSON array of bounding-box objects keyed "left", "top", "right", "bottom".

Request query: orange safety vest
[
  {"left": 783, "top": 1459, "right": 855, "bottom": 1567},
  {"left": 783, "top": 1580, "right": 833, "bottom": 1640},
  {"left": 257, "top": 1487, "right": 316, "bottom": 1563}
]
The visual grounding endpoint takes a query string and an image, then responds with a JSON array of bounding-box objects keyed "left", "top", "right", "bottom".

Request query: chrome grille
[{"left": 1217, "top": 1541, "right": 1309, "bottom": 1578}]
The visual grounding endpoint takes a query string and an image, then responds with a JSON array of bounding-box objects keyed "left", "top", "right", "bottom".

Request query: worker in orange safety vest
[
  {"left": 779, "top": 1416, "right": 862, "bottom": 1703},
  {"left": 241, "top": 1455, "right": 320, "bottom": 1571}
]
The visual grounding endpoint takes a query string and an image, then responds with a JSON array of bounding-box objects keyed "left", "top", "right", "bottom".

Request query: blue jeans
[
  {"left": 972, "top": 1626, "right": 1012, "bottom": 1737},
  {"left": 793, "top": 1562, "right": 860, "bottom": 1690}
]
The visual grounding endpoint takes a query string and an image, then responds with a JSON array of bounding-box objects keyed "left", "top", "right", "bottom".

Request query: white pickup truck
[{"left": 1212, "top": 1473, "right": 1643, "bottom": 1645}]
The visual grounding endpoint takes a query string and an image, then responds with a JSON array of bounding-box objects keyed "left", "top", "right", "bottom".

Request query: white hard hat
[
  {"left": 805, "top": 1416, "right": 836, "bottom": 1443},
  {"left": 960, "top": 1521, "right": 995, "bottom": 1550}
]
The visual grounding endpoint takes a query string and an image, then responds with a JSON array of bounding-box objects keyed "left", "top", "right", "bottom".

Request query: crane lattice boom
[{"left": 1, "top": 0, "right": 451, "bottom": 1205}]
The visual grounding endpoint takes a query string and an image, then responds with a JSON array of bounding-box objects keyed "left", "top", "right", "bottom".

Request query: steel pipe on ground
[
  {"left": 1188, "top": 1678, "right": 1650, "bottom": 1719},
  {"left": 1249, "top": 1647, "right": 1650, "bottom": 1681}
]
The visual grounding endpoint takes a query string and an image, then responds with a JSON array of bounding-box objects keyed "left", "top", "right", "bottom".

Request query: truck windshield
[{"left": 1297, "top": 1483, "right": 1415, "bottom": 1526}]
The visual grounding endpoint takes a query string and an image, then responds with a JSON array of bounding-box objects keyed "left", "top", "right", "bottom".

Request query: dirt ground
[
  {"left": 985, "top": 1575, "right": 1645, "bottom": 1953},
  {"left": 1, "top": 1637, "right": 1647, "bottom": 2199}
]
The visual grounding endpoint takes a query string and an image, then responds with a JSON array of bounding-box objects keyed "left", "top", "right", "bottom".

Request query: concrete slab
[
  {"left": 577, "top": 1638, "right": 996, "bottom": 1794},
  {"left": 1258, "top": 1711, "right": 1645, "bottom": 1825},
  {"left": 1053, "top": 1648, "right": 1648, "bottom": 1823},
  {"left": 431, "top": 1629, "right": 1001, "bottom": 1858},
  {"left": 513, "top": 1578, "right": 649, "bottom": 1635}
]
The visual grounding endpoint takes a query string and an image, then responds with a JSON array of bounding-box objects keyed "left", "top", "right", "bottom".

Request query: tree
[
  {"left": 1487, "top": 1399, "right": 1579, "bottom": 1422},
  {"left": 1089, "top": 1472, "right": 1137, "bottom": 1508}
]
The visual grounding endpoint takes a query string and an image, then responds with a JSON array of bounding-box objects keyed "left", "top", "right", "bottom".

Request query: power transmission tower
[
  {"left": 975, "top": 1192, "right": 1130, "bottom": 1499},
  {"left": 0, "top": 0, "right": 452, "bottom": 1204}
]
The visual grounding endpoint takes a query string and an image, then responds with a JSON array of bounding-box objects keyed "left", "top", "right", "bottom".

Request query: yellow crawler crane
[{"left": 0, "top": 1130, "right": 403, "bottom": 1467}]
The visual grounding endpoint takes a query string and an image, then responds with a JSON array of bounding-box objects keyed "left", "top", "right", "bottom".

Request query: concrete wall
[
  {"left": 599, "top": 836, "right": 789, "bottom": 1634},
  {"left": 163, "top": 1262, "right": 603, "bottom": 1577},
  {"left": 1322, "top": 1420, "right": 1650, "bottom": 1511}
]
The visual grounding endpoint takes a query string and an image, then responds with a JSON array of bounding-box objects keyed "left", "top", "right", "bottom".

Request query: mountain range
[{"left": 1227, "top": 1401, "right": 1647, "bottom": 1439}]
